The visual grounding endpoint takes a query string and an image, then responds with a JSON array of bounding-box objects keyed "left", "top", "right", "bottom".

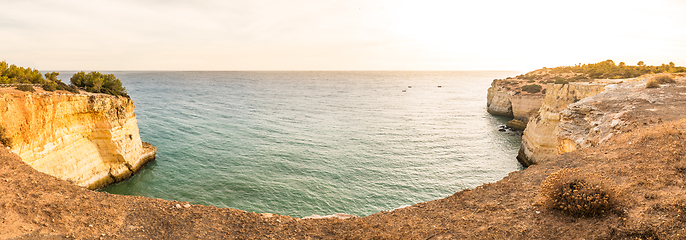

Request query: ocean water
[{"left": 99, "top": 71, "right": 524, "bottom": 218}]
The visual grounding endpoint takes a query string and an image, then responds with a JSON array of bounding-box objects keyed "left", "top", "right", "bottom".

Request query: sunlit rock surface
[
  {"left": 517, "top": 81, "right": 620, "bottom": 166},
  {"left": 0, "top": 89, "right": 156, "bottom": 189}
]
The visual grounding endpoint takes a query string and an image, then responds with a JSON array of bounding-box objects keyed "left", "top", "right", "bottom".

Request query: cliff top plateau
[
  {"left": 4, "top": 68, "right": 686, "bottom": 239},
  {"left": 491, "top": 60, "right": 685, "bottom": 96}
]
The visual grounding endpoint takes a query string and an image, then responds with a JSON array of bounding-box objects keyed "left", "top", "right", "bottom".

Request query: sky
[{"left": 1, "top": 0, "right": 686, "bottom": 71}]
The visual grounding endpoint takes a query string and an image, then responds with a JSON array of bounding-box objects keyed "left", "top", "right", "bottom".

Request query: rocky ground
[{"left": 3, "top": 81, "right": 686, "bottom": 239}]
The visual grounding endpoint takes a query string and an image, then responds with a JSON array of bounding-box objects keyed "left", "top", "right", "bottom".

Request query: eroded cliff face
[
  {"left": 516, "top": 82, "right": 612, "bottom": 166},
  {"left": 487, "top": 85, "right": 544, "bottom": 122},
  {"left": 486, "top": 87, "right": 513, "bottom": 117},
  {"left": 0, "top": 90, "right": 155, "bottom": 189}
]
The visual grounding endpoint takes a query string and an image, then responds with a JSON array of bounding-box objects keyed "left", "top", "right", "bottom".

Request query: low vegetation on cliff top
[
  {"left": 494, "top": 60, "right": 685, "bottom": 94},
  {"left": 515, "top": 60, "right": 686, "bottom": 83},
  {"left": 0, "top": 60, "right": 128, "bottom": 97}
]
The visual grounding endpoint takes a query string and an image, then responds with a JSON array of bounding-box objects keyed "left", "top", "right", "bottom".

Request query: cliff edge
[
  {"left": 516, "top": 81, "right": 609, "bottom": 165},
  {"left": 0, "top": 88, "right": 156, "bottom": 189}
]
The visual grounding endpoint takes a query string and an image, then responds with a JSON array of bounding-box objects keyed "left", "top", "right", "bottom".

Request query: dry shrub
[
  {"left": 646, "top": 74, "right": 676, "bottom": 88},
  {"left": 652, "top": 74, "right": 676, "bottom": 84},
  {"left": 0, "top": 126, "right": 11, "bottom": 147},
  {"left": 540, "top": 168, "right": 621, "bottom": 217},
  {"left": 646, "top": 80, "right": 660, "bottom": 88}
]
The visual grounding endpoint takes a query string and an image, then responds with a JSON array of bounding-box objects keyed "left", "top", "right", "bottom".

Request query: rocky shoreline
[{"left": 3, "top": 75, "right": 686, "bottom": 239}]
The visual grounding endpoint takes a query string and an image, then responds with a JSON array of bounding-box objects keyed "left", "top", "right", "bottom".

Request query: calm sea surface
[{"left": 96, "top": 71, "right": 523, "bottom": 218}]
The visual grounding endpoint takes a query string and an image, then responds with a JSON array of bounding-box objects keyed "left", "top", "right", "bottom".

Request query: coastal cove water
[{"left": 98, "top": 71, "right": 524, "bottom": 218}]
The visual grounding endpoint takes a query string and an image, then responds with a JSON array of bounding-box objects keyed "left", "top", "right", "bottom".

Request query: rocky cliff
[
  {"left": 0, "top": 89, "right": 155, "bottom": 189},
  {"left": 516, "top": 82, "right": 609, "bottom": 166},
  {"left": 486, "top": 84, "right": 544, "bottom": 122}
]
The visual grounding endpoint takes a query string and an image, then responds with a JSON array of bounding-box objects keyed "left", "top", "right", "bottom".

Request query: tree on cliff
[
  {"left": 0, "top": 60, "right": 45, "bottom": 84},
  {"left": 70, "top": 71, "right": 128, "bottom": 97},
  {"left": 44, "top": 72, "right": 59, "bottom": 81}
]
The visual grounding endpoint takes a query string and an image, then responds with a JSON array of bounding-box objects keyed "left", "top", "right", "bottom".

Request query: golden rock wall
[{"left": 0, "top": 90, "right": 156, "bottom": 189}]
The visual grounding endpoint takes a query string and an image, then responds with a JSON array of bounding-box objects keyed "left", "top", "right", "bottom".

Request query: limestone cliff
[
  {"left": 486, "top": 87, "right": 513, "bottom": 117},
  {"left": 0, "top": 89, "right": 156, "bottom": 189},
  {"left": 516, "top": 82, "right": 616, "bottom": 166},
  {"left": 487, "top": 84, "right": 544, "bottom": 122}
]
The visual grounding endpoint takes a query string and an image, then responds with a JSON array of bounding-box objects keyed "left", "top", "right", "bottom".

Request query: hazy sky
[{"left": 2, "top": 0, "right": 685, "bottom": 71}]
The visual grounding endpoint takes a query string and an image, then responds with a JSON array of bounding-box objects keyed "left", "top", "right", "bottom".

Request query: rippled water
[{"left": 98, "top": 71, "right": 523, "bottom": 218}]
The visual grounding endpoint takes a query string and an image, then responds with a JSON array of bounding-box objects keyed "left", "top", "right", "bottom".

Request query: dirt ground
[{"left": 3, "top": 83, "right": 686, "bottom": 239}]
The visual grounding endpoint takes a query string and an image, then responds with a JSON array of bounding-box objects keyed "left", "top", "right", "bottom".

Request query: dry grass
[
  {"left": 646, "top": 80, "right": 660, "bottom": 88},
  {"left": 539, "top": 168, "right": 621, "bottom": 217},
  {"left": 0, "top": 126, "right": 11, "bottom": 147},
  {"left": 646, "top": 74, "right": 676, "bottom": 88},
  {"left": 652, "top": 74, "right": 676, "bottom": 84}
]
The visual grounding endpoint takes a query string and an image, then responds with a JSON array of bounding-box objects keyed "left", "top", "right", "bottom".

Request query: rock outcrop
[
  {"left": 487, "top": 85, "right": 544, "bottom": 123},
  {"left": 516, "top": 82, "right": 608, "bottom": 166},
  {"left": 486, "top": 87, "right": 514, "bottom": 117},
  {"left": 0, "top": 89, "right": 155, "bottom": 189},
  {"left": 556, "top": 78, "right": 686, "bottom": 155}
]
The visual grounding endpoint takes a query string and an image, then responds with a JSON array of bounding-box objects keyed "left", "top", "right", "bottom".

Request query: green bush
[
  {"left": 540, "top": 168, "right": 621, "bottom": 217},
  {"left": 53, "top": 80, "right": 80, "bottom": 93},
  {"left": 42, "top": 81, "right": 57, "bottom": 91},
  {"left": 0, "top": 76, "right": 10, "bottom": 84},
  {"left": 521, "top": 84, "right": 542, "bottom": 93},
  {"left": 0, "top": 61, "right": 44, "bottom": 84},
  {"left": 0, "top": 62, "right": 129, "bottom": 96},
  {"left": 70, "top": 71, "right": 128, "bottom": 97},
  {"left": 44, "top": 72, "right": 59, "bottom": 81},
  {"left": 16, "top": 84, "right": 35, "bottom": 92},
  {"left": 570, "top": 75, "right": 589, "bottom": 81},
  {"left": 554, "top": 77, "right": 569, "bottom": 85}
]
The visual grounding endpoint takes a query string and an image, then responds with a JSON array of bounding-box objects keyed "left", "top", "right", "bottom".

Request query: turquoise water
[{"left": 99, "top": 71, "right": 523, "bottom": 218}]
